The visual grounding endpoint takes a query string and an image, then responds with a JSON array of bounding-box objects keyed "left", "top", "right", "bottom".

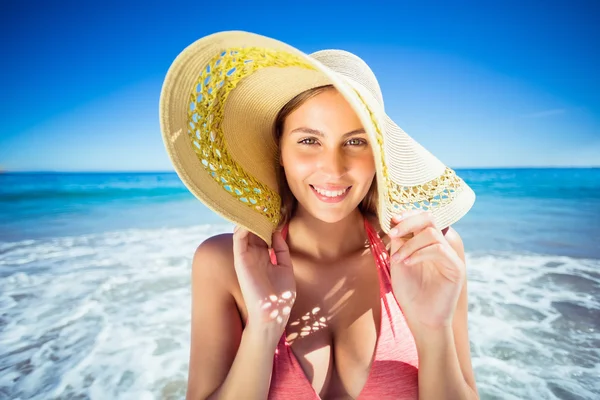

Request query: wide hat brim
[{"left": 159, "top": 30, "right": 476, "bottom": 246}]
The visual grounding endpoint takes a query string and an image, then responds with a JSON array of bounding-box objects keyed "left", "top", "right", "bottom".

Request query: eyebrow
[{"left": 289, "top": 127, "right": 366, "bottom": 138}]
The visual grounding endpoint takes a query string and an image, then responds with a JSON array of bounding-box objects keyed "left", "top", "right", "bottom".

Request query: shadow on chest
[{"left": 284, "top": 251, "right": 383, "bottom": 396}]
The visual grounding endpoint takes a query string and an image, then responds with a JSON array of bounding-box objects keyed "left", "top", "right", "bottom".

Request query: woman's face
[{"left": 280, "top": 88, "right": 376, "bottom": 223}]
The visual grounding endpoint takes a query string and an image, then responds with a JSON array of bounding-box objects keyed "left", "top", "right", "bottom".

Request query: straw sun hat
[{"left": 159, "top": 30, "right": 476, "bottom": 246}]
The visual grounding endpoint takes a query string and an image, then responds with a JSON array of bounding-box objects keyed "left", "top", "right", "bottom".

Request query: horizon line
[{"left": 1, "top": 165, "right": 599, "bottom": 174}]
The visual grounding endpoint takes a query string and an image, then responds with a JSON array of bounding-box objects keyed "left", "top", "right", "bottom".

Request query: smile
[{"left": 310, "top": 185, "right": 351, "bottom": 203}]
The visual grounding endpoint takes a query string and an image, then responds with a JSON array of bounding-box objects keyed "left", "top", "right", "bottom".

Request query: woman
[{"left": 159, "top": 31, "right": 479, "bottom": 399}]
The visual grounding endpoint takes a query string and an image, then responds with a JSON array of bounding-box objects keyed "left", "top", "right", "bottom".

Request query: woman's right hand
[{"left": 232, "top": 226, "right": 296, "bottom": 336}]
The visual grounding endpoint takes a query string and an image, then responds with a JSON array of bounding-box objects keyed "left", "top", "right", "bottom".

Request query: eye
[
  {"left": 298, "top": 138, "right": 319, "bottom": 145},
  {"left": 346, "top": 138, "right": 367, "bottom": 146}
]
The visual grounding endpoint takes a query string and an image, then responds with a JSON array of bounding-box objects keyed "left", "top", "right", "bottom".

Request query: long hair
[{"left": 273, "top": 84, "right": 378, "bottom": 229}]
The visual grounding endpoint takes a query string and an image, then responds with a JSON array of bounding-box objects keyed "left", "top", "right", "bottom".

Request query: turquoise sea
[{"left": 1, "top": 168, "right": 599, "bottom": 399}]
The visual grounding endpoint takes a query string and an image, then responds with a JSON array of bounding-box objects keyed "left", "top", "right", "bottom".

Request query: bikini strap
[
  {"left": 281, "top": 223, "right": 289, "bottom": 240},
  {"left": 269, "top": 224, "right": 289, "bottom": 265},
  {"left": 364, "top": 217, "right": 393, "bottom": 284}
]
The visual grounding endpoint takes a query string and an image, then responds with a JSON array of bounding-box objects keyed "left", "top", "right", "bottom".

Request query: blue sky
[{"left": 1, "top": 0, "right": 598, "bottom": 171}]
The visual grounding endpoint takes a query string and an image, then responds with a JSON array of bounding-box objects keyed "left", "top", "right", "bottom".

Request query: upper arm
[
  {"left": 446, "top": 227, "right": 479, "bottom": 397},
  {"left": 186, "top": 234, "right": 243, "bottom": 400}
]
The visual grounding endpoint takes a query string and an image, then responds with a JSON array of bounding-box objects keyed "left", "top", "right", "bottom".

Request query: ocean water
[{"left": 0, "top": 168, "right": 599, "bottom": 399}]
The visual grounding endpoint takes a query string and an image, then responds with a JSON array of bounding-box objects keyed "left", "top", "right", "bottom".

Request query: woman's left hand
[{"left": 388, "top": 210, "right": 465, "bottom": 332}]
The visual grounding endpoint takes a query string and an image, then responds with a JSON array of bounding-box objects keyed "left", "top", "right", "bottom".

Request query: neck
[{"left": 286, "top": 207, "right": 369, "bottom": 262}]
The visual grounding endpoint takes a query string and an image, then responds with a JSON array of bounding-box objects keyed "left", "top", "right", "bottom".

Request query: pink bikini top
[{"left": 267, "top": 218, "right": 419, "bottom": 399}]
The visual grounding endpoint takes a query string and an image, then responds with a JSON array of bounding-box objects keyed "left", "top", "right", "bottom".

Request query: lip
[
  {"left": 310, "top": 184, "right": 351, "bottom": 203},
  {"left": 311, "top": 184, "right": 351, "bottom": 191}
]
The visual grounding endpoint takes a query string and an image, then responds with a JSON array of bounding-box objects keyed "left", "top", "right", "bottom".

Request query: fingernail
[{"left": 390, "top": 228, "right": 398, "bottom": 236}]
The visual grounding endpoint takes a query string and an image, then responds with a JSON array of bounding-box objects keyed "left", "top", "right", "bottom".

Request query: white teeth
[{"left": 313, "top": 186, "right": 348, "bottom": 197}]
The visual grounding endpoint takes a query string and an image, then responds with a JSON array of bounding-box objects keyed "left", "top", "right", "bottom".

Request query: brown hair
[{"left": 273, "top": 84, "right": 378, "bottom": 229}]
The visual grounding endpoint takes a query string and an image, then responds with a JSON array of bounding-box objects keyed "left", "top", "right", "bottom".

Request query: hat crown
[{"left": 309, "top": 49, "right": 384, "bottom": 107}]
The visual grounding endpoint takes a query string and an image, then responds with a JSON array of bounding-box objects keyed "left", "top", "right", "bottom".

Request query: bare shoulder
[
  {"left": 195, "top": 232, "right": 234, "bottom": 257},
  {"left": 444, "top": 226, "right": 465, "bottom": 258},
  {"left": 192, "top": 233, "right": 238, "bottom": 293},
  {"left": 187, "top": 233, "right": 247, "bottom": 399}
]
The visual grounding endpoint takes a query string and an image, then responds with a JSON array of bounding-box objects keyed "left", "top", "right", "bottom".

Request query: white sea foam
[
  {"left": 465, "top": 252, "right": 600, "bottom": 399},
  {"left": 1, "top": 224, "right": 599, "bottom": 399}
]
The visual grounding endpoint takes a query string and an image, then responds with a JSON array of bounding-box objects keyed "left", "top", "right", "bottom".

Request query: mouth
[{"left": 309, "top": 184, "right": 352, "bottom": 203}]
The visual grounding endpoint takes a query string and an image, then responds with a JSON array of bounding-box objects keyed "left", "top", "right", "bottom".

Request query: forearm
[
  {"left": 413, "top": 327, "right": 478, "bottom": 400},
  {"left": 208, "top": 324, "right": 279, "bottom": 400}
]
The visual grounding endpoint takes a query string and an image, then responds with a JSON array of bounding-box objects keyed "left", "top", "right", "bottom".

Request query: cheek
[
  {"left": 281, "top": 149, "right": 315, "bottom": 183},
  {"left": 351, "top": 153, "right": 376, "bottom": 180}
]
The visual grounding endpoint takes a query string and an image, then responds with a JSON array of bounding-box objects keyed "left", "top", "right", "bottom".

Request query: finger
[
  {"left": 390, "top": 226, "right": 442, "bottom": 265},
  {"left": 391, "top": 209, "right": 425, "bottom": 224},
  {"left": 396, "top": 244, "right": 441, "bottom": 267},
  {"left": 232, "top": 226, "right": 250, "bottom": 260},
  {"left": 389, "top": 210, "right": 436, "bottom": 240},
  {"left": 388, "top": 210, "right": 432, "bottom": 255},
  {"left": 389, "top": 234, "right": 409, "bottom": 258},
  {"left": 271, "top": 230, "right": 293, "bottom": 269},
  {"left": 400, "top": 244, "right": 464, "bottom": 283}
]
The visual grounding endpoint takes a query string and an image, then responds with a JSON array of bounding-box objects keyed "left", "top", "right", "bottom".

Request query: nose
[{"left": 318, "top": 148, "right": 347, "bottom": 179}]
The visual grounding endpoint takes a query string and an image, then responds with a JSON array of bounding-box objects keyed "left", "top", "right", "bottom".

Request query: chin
[
  {"left": 301, "top": 192, "right": 366, "bottom": 224},
  {"left": 308, "top": 208, "right": 352, "bottom": 224}
]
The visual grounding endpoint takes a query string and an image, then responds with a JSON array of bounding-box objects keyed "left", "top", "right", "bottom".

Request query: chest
[{"left": 283, "top": 252, "right": 383, "bottom": 398}]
